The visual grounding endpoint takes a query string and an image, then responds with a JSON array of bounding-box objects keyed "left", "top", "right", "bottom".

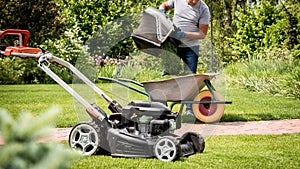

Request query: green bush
[
  {"left": 225, "top": 48, "right": 300, "bottom": 99},
  {"left": 97, "top": 64, "right": 117, "bottom": 79},
  {"left": 284, "top": 60, "right": 300, "bottom": 98},
  {"left": 0, "top": 108, "right": 77, "bottom": 169},
  {"left": 230, "top": 0, "right": 300, "bottom": 61},
  {"left": 0, "top": 57, "right": 51, "bottom": 84},
  {"left": 0, "top": 57, "right": 27, "bottom": 84},
  {"left": 98, "top": 54, "right": 163, "bottom": 82}
]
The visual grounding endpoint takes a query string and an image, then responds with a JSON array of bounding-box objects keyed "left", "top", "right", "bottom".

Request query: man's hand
[
  {"left": 159, "top": 9, "right": 166, "bottom": 14},
  {"left": 176, "top": 30, "right": 185, "bottom": 39}
]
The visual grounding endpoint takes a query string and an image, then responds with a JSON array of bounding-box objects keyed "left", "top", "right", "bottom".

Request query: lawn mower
[
  {"left": 0, "top": 8, "right": 231, "bottom": 161},
  {"left": 0, "top": 29, "right": 207, "bottom": 162}
]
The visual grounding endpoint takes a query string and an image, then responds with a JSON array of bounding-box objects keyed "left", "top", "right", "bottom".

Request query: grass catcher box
[{"left": 132, "top": 7, "right": 180, "bottom": 56}]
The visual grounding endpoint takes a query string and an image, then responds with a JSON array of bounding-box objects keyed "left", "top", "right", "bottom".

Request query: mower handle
[
  {"left": 0, "top": 29, "right": 42, "bottom": 57},
  {"left": 0, "top": 50, "right": 42, "bottom": 58}
]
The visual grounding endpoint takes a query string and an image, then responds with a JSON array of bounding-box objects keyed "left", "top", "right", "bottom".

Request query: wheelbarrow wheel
[
  {"left": 69, "top": 121, "right": 102, "bottom": 155},
  {"left": 192, "top": 90, "right": 225, "bottom": 123}
]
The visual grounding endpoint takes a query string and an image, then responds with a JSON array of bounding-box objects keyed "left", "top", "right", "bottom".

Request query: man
[{"left": 159, "top": 0, "right": 211, "bottom": 116}]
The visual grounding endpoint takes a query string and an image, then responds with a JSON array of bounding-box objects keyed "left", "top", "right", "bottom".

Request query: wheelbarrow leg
[
  {"left": 169, "top": 102, "right": 185, "bottom": 116},
  {"left": 179, "top": 103, "right": 185, "bottom": 114},
  {"left": 204, "top": 80, "right": 217, "bottom": 100}
]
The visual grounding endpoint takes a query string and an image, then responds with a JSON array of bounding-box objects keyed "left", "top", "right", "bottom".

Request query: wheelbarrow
[{"left": 99, "top": 74, "right": 232, "bottom": 123}]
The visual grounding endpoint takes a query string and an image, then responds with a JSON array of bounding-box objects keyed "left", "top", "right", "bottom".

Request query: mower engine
[{"left": 119, "top": 101, "right": 180, "bottom": 137}]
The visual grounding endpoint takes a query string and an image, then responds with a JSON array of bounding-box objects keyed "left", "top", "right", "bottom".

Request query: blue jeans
[
  {"left": 177, "top": 46, "right": 200, "bottom": 74},
  {"left": 177, "top": 46, "right": 200, "bottom": 111}
]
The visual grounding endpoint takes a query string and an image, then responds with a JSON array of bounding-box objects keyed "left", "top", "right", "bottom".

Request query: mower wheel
[
  {"left": 154, "top": 136, "right": 181, "bottom": 162},
  {"left": 69, "top": 121, "right": 102, "bottom": 155},
  {"left": 192, "top": 90, "right": 225, "bottom": 123}
]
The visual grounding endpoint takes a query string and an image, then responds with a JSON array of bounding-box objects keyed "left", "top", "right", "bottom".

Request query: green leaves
[
  {"left": 230, "top": 0, "right": 300, "bottom": 60},
  {"left": 0, "top": 108, "right": 78, "bottom": 169}
]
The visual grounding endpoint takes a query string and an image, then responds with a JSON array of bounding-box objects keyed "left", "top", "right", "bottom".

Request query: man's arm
[{"left": 184, "top": 24, "right": 209, "bottom": 40}]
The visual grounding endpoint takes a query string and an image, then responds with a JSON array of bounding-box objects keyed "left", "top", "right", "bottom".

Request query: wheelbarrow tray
[{"left": 141, "top": 73, "right": 217, "bottom": 102}]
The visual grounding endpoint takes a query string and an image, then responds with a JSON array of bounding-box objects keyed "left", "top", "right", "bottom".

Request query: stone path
[
  {"left": 175, "top": 119, "right": 300, "bottom": 136},
  {"left": 1, "top": 119, "right": 299, "bottom": 144}
]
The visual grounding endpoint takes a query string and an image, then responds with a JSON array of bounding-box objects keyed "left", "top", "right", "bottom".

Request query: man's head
[{"left": 186, "top": 0, "right": 200, "bottom": 6}]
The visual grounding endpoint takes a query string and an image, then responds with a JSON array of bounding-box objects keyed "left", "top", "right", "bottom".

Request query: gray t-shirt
[{"left": 168, "top": 0, "right": 210, "bottom": 47}]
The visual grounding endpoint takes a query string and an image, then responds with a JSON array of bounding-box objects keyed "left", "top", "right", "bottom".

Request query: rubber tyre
[
  {"left": 182, "top": 132, "right": 205, "bottom": 153},
  {"left": 192, "top": 90, "right": 225, "bottom": 123},
  {"left": 69, "top": 121, "right": 102, "bottom": 155}
]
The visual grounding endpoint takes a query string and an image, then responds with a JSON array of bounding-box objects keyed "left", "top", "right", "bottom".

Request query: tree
[{"left": 0, "top": 0, "right": 65, "bottom": 46}]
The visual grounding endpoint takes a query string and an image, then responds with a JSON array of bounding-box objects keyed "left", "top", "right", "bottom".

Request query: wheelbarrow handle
[
  {"left": 118, "top": 78, "right": 144, "bottom": 87},
  {"left": 98, "top": 77, "right": 152, "bottom": 101}
]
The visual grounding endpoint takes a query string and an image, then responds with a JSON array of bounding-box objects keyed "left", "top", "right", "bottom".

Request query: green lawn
[
  {"left": 224, "top": 86, "right": 300, "bottom": 121},
  {"left": 0, "top": 84, "right": 299, "bottom": 168},
  {"left": 70, "top": 134, "right": 300, "bottom": 169},
  {"left": 0, "top": 84, "right": 299, "bottom": 127}
]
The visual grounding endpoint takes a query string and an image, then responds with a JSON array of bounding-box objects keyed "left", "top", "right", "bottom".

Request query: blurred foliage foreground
[{"left": 0, "top": 108, "right": 78, "bottom": 169}]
